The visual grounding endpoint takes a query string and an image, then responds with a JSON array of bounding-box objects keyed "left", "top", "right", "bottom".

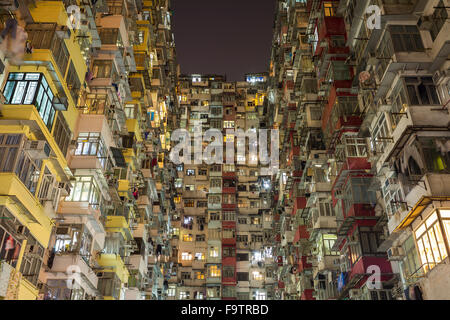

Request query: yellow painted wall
[{"left": 0, "top": 176, "right": 53, "bottom": 247}]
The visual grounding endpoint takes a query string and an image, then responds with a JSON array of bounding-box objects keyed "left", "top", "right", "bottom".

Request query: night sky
[{"left": 171, "top": 0, "right": 276, "bottom": 81}]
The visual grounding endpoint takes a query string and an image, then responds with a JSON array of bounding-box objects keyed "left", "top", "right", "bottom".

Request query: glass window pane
[
  {"left": 12, "top": 81, "right": 27, "bottom": 104},
  {"left": 23, "top": 81, "right": 38, "bottom": 104}
]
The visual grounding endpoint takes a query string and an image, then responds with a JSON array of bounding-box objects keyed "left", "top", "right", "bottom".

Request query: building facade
[
  {"left": 0, "top": 0, "right": 179, "bottom": 300},
  {"left": 0, "top": 0, "right": 449, "bottom": 301},
  {"left": 268, "top": 0, "right": 450, "bottom": 300}
]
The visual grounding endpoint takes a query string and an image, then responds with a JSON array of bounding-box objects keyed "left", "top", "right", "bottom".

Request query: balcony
[
  {"left": 0, "top": 174, "right": 52, "bottom": 246},
  {"left": 47, "top": 254, "right": 99, "bottom": 294},
  {"left": 376, "top": 103, "right": 450, "bottom": 172},
  {"left": 97, "top": 253, "right": 130, "bottom": 285},
  {"left": 24, "top": 22, "right": 83, "bottom": 107},
  {"left": 0, "top": 103, "right": 69, "bottom": 175}
]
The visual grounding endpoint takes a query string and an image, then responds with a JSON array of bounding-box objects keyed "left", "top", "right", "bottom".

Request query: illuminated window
[
  {"left": 183, "top": 234, "right": 193, "bottom": 242},
  {"left": 195, "top": 291, "right": 204, "bottom": 299},
  {"left": 171, "top": 228, "right": 179, "bottom": 237},
  {"left": 3, "top": 73, "right": 57, "bottom": 131},
  {"left": 323, "top": 2, "right": 335, "bottom": 16},
  {"left": 179, "top": 291, "right": 189, "bottom": 299},
  {"left": 224, "top": 134, "right": 235, "bottom": 142},
  {"left": 224, "top": 164, "right": 235, "bottom": 172},
  {"left": 207, "top": 287, "right": 219, "bottom": 298},
  {"left": 252, "top": 271, "right": 264, "bottom": 281},
  {"left": 254, "top": 291, "right": 266, "bottom": 300},
  {"left": 194, "top": 252, "right": 205, "bottom": 260},
  {"left": 224, "top": 121, "right": 235, "bottom": 129},
  {"left": 209, "top": 246, "right": 219, "bottom": 258},
  {"left": 181, "top": 252, "right": 192, "bottom": 261},
  {"left": 184, "top": 200, "right": 195, "bottom": 207},
  {"left": 167, "top": 286, "right": 176, "bottom": 297},
  {"left": 414, "top": 210, "right": 449, "bottom": 273},
  {"left": 195, "top": 271, "right": 205, "bottom": 280},
  {"left": 208, "top": 265, "right": 221, "bottom": 277},
  {"left": 66, "top": 176, "right": 101, "bottom": 206}
]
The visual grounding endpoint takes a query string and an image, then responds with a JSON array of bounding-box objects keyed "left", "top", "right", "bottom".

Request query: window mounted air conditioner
[
  {"left": 387, "top": 246, "right": 405, "bottom": 261},
  {"left": 25, "top": 140, "right": 51, "bottom": 159}
]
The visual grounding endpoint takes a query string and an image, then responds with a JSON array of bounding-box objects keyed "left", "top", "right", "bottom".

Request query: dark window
[
  {"left": 237, "top": 272, "right": 249, "bottom": 281},
  {"left": 405, "top": 77, "right": 440, "bottom": 105},
  {"left": 236, "top": 253, "right": 249, "bottom": 261},
  {"left": 195, "top": 234, "right": 205, "bottom": 242},
  {"left": 26, "top": 23, "right": 70, "bottom": 75},
  {"left": 66, "top": 61, "right": 81, "bottom": 104},
  {"left": 223, "top": 247, "right": 236, "bottom": 257},
  {"left": 389, "top": 25, "right": 424, "bottom": 52},
  {"left": 0, "top": 134, "right": 42, "bottom": 195},
  {"left": 223, "top": 266, "right": 235, "bottom": 278},
  {"left": 53, "top": 112, "right": 71, "bottom": 157},
  {"left": 99, "top": 28, "right": 119, "bottom": 45},
  {"left": 429, "top": 0, "right": 448, "bottom": 41}
]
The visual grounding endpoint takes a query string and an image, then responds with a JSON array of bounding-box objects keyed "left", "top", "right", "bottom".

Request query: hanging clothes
[{"left": 5, "top": 235, "right": 14, "bottom": 250}]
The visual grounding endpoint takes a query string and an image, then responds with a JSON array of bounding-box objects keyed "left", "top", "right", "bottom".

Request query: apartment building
[
  {"left": 0, "top": 0, "right": 179, "bottom": 300},
  {"left": 1, "top": 0, "right": 449, "bottom": 302},
  {"left": 268, "top": 0, "right": 450, "bottom": 300},
  {"left": 165, "top": 74, "right": 276, "bottom": 300}
]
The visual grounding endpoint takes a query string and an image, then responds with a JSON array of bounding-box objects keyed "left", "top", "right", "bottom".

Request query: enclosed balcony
[{"left": 23, "top": 23, "right": 77, "bottom": 106}]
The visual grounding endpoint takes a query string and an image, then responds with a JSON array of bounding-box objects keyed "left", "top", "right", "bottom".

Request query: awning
[
  {"left": 110, "top": 147, "right": 127, "bottom": 168},
  {"left": 395, "top": 196, "right": 450, "bottom": 231}
]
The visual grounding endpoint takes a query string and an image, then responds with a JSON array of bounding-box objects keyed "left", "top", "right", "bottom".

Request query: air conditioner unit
[
  {"left": 25, "top": 140, "right": 51, "bottom": 159},
  {"left": 387, "top": 246, "right": 405, "bottom": 261}
]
